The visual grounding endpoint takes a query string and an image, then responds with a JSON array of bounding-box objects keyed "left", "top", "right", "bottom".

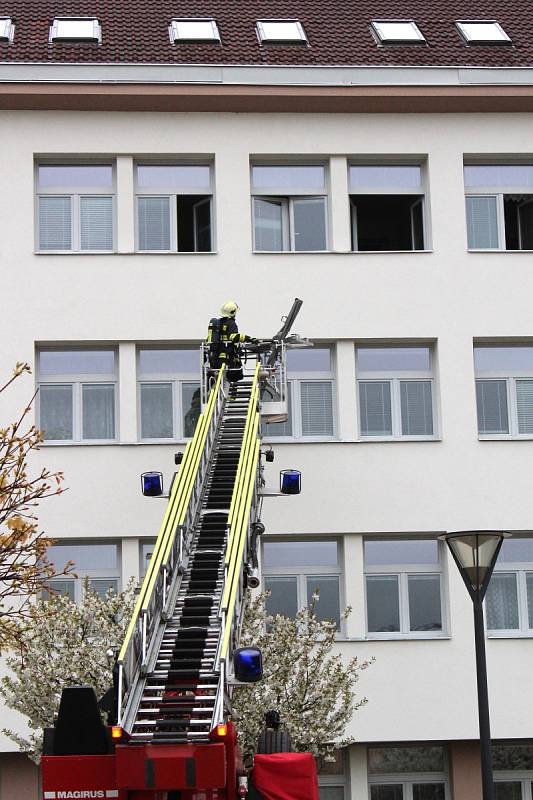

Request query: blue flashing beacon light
[
  {"left": 141, "top": 471, "right": 163, "bottom": 497},
  {"left": 233, "top": 647, "right": 263, "bottom": 683},
  {"left": 280, "top": 469, "right": 301, "bottom": 495}
]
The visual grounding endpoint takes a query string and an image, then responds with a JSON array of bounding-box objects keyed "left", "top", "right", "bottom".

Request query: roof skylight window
[
  {"left": 256, "top": 20, "right": 307, "bottom": 44},
  {"left": 371, "top": 20, "right": 425, "bottom": 44},
  {"left": 170, "top": 19, "right": 220, "bottom": 42},
  {"left": 50, "top": 18, "right": 102, "bottom": 42},
  {"left": 0, "top": 17, "right": 14, "bottom": 41},
  {"left": 456, "top": 21, "right": 511, "bottom": 44}
]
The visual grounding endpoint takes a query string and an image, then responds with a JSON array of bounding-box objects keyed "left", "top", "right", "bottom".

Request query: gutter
[{"left": 0, "top": 62, "right": 533, "bottom": 87}]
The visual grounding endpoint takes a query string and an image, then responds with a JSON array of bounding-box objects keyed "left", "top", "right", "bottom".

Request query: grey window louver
[
  {"left": 400, "top": 380, "right": 433, "bottom": 435},
  {"left": 300, "top": 381, "right": 333, "bottom": 436},
  {"left": 138, "top": 197, "right": 171, "bottom": 250},
  {"left": 466, "top": 196, "right": 499, "bottom": 248},
  {"left": 359, "top": 381, "right": 392, "bottom": 436},
  {"left": 476, "top": 379, "right": 509, "bottom": 433},
  {"left": 80, "top": 196, "right": 113, "bottom": 250},
  {"left": 516, "top": 380, "right": 533, "bottom": 434},
  {"left": 39, "top": 196, "right": 72, "bottom": 250}
]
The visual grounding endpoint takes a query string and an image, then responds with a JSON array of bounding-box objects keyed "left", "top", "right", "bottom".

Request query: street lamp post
[{"left": 441, "top": 530, "right": 509, "bottom": 800}]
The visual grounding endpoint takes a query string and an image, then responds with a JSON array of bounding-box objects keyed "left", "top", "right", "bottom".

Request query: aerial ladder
[{"left": 41, "top": 300, "right": 319, "bottom": 800}]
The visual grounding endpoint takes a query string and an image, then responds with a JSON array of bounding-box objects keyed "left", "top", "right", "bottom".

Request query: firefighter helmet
[{"left": 220, "top": 299, "right": 239, "bottom": 317}]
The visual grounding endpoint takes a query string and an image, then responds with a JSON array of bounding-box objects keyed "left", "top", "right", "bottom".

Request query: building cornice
[{"left": 1, "top": 63, "right": 533, "bottom": 111}]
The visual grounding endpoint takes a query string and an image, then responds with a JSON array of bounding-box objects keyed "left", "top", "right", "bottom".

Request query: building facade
[{"left": 1, "top": 3, "right": 533, "bottom": 798}]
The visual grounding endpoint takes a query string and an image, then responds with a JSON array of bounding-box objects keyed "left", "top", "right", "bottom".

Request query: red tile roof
[{"left": 1, "top": 0, "right": 532, "bottom": 68}]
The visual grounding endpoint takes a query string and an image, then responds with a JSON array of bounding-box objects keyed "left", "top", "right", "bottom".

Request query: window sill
[
  {"left": 252, "top": 249, "right": 434, "bottom": 255},
  {"left": 487, "top": 631, "right": 533, "bottom": 639},
  {"left": 35, "top": 250, "right": 218, "bottom": 256},
  {"left": 35, "top": 250, "right": 117, "bottom": 255},
  {"left": 468, "top": 249, "right": 533, "bottom": 254},
  {"left": 41, "top": 440, "right": 120, "bottom": 446},
  {"left": 478, "top": 435, "right": 533, "bottom": 441},
  {"left": 133, "top": 251, "right": 218, "bottom": 255},
  {"left": 364, "top": 633, "right": 450, "bottom": 641},
  {"left": 261, "top": 436, "right": 338, "bottom": 443},
  {"left": 357, "top": 436, "right": 442, "bottom": 443}
]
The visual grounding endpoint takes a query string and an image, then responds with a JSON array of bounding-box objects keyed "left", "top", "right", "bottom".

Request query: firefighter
[{"left": 207, "top": 300, "right": 257, "bottom": 382}]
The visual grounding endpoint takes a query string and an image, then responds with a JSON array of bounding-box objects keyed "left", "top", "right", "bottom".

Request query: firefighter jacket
[{"left": 207, "top": 316, "right": 252, "bottom": 370}]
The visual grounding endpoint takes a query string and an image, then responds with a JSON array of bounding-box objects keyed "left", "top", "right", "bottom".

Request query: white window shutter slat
[
  {"left": 476, "top": 379, "right": 509, "bottom": 433},
  {"left": 39, "top": 196, "right": 72, "bottom": 250},
  {"left": 80, "top": 196, "right": 113, "bottom": 250},
  {"left": 516, "top": 380, "right": 533, "bottom": 434},
  {"left": 300, "top": 381, "right": 333, "bottom": 436},
  {"left": 400, "top": 380, "right": 433, "bottom": 435},
  {"left": 466, "top": 196, "right": 499, "bottom": 249},
  {"left": 138, "top": 197, "right": 171, "bottom": 250},
  {"left": 359, "top": 381, "right": 392, "bottom": 436}
]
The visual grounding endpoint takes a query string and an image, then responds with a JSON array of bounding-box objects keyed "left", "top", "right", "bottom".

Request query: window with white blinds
[
  {"left": 364, "top": 539, "right": 445, "bottom": 638},
  {"left": 474, "top": 344, "right": 533, "bottom": 437},
  {"left": 37, "top": 164, "right": 114, "bottom": 252},
  {"left": 356, "top": 345, "right": 436, "bottom": 439},
  {"left": 262, "top": 346, "right": 336, "bottom": 440},
  {"left": 135, "top": 164, "right": 213, "bottom": 252},
  {"left": 486, "top": 537, "right": 533, "bottom": 635},
  {"left": 37, "top": 348, "right": 117, "bottom": 442},
  {"left": 464, "top": 164, "right": 533, "bottom": 250}
]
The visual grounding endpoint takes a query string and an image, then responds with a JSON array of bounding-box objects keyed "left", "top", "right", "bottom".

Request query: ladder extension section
[{"left": 116, "top": 363, "right": 262, "bottom": 744}]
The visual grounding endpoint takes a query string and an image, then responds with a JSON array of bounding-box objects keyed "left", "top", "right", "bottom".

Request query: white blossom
[
  {"left": 232, "top": 592, "right": 373, "bottom": 760},
  {"left": 0, "top": 578, "right": 136, "bottom": 762}
]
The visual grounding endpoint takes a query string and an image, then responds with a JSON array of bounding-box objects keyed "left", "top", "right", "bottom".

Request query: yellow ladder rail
[{"left": 118, "top": 368, "right": 224, "bottom": 662}]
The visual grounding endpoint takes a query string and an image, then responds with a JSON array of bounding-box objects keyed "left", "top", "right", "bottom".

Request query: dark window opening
[
  {"left": 177, "top": 195, "right": 212, "bottom": 252},
  {"left": 503, "top": 195, "right": 533, "bottom": 250},
  {"left": 351, "top": 194, "right": 425, "bottom": 251}
]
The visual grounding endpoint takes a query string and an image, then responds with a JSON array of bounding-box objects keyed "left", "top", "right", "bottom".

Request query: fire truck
[{"left": 41, "top": 301, "right": 320, "bottom": 800}]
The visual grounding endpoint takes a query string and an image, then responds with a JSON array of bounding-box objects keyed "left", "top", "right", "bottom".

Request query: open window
[
  {"left": 349, "top": 164, "right": 427, "bottom": 251},
  {"left": 465, "top": 163, "right": 533, "bottom": 250},
  {"left": 251, "top": 164, "right": 328, "bottom": 251},
  {"left": 136, "top": 164, "right": 214, "bottom": 252}
]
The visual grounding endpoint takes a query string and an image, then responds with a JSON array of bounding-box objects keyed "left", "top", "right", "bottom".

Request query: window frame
[
  {"left": 464, "top": 163, "right": 533, "bottom": 251},
  {"left": 256, "top": 19, "right": 308, "bottom": 44},
  {"left": 364, "top": 537, "right": 448, "bottom": 640},
  {"left": 134, "top": 161, "right": 215, "bottom": 253},
  {"left": 317, "top": 749, "right": 348, "bottom": 799},
  {"left": 169, "top": 18, "right": 220, "bottom": 43},
  {"left": 262, "top": 345, "right": 337, "bottom": 441},
  {"left": 35, "top": 161, "right": 116, "bottom": 253},
  {"left": 0, "top": 17, "right": 14, "bottom": 41},
  {"left": 137, "top": 346, "right": 201, "bottom": 442},
  {"left": 474, "top": 344, "right": 533, "bottom": 439},
  {"left": 368, "top": 745, "right": 450, "bottom": 799},
  {"left": 456, "top": 20, "right": 511, "bottom": 45},
  {"left": 370, "top": 20, "right": 426, "bottom": 45},
  {"left": 262, "top": 537, "right": 344, "bottom": 633},
  {"left": 348, "top": 160, "right": 430, "bottom": 252},
  {"left": 486, "top": 537, "right": 533, "bottom": 638},
  {"left": 37, "top": 347, "right": 118, "bottom": 444},
  {"left": 355, "top": 344, "right": 439, "bottom": 441},
  {"left": 140, "top": 539, "right": 157, "bottom": 579},
  {"left": 43, "top": 539, "right": 121, "bottom": 603},
  {"left": 251, "top": 162, "right": 329, "bottom": 252},
  {"left": 493, "top": 774, "right": 533, "bottom": 799},
  {"left": 49, "top": 17, "right": 102, "bottom": 43}
]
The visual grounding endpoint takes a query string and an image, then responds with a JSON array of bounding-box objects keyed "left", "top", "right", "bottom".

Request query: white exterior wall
[{"left": 1, "top": 109, "right": 533, "bottom": 760}]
